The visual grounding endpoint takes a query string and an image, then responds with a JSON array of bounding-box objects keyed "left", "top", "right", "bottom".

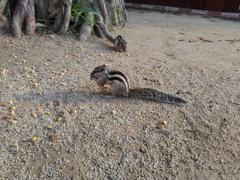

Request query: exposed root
[
  {"left": 79, "top": 22, "right": 92, "bottom": 41},
  {"left": 95, "top": 16, "right": 115, "bottom": 43},
  {"left": 93, "top": 25, "right": 104, "bottom": 38},
  {"left": 71, "top": 11, "right": 81, "bottom": 30},
  {"left": 52, "top": 9, "right": 62, "bottom": 33},
  {"left": 77, "top": 8, "right": 94, "bottom": 41},
  {"left": 0, "top": 0, "right": 8, "bottom": 16},
  {"left": 0, "top": 15, "right": 8, "bottom": 27},
  {"left": 11, "top": 0, "right": 36, "bottom": 37},
  {"left": 34, "top": 0, "right": 48, "bottom": 19},
  {"left": 120, "top": 0, "right": 128, "bottom": 22},
  {"left": 58, "top": 0, "right": 72, "bottom": 34},
  {"left": 95, "top": 15, "right": 127, "bottom": 52},
  {"left": 51, "top": 0, "right": 72, "bottom": 34},
  {"left": 11, "top": 0, "right": 25, "bottom": 37},
  {"left": 25, "top": 0, "right": 35, "bottom": 35},
  {"left": 95, "top": 0, "right": 108, "bottom": 24},
  {"left": 6, "top": 0, "right": 128, "bottom": 52},
  {"left": 9, "top": 0, "right": 73, "bottom": 36}
]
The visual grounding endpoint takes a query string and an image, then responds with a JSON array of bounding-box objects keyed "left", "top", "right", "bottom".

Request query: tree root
[
  {"left": 95, "top": 16, "right": 115, "bottom": 42},
  {"left": 75, "top": 0, "right": 127, "bottom": 52},
  {"left": 78, "top": 11, "right": 94, "bottom": 41},
  {"left": 0, "top": 0, "right": 8, "bottom": 16},
  {"left": 51, "top": 0, "right": 72, "bottom": 34},
  {"left": 25, "top": 0, "right": 35, "bottom": 35},
  {"left": 0, "top": 0, "right": 8, "bottom": 27},
  {"left": 94, "top": 0, "right": 108, "bottom": 24},
  {"left": 11, "top": 0, "right": 28, "bottom": 37},
  {"left": 10, "top": 0, "right": 72, "bottom": 37},
  {"left": 58, "top": 0, "right": 72, "bottom": 34},
  {"left": 0, "top": 15, "right": 8, "bottom": 27},
  {"left": 93, "top": 25, "right": 104, "bottom": 38},
  {"left": 34, "top": 0, "right": 48, "bottom": 19},
  {"left": 79, "top": 22, "right": 92, "bottom": 41},
  {"left": 95, "top": 16, "right": 127, "bottom": 52},
  {"left": 5, "top": 0, "right": 128, "bottom": 52}
]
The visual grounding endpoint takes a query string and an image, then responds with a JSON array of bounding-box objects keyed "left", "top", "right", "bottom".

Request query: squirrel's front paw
[
  {"left": 102, "top": 84, "right": 111, "bottom": 93},
  {"left": 97, "top": 85, "right": 111, "bottom": 95}
]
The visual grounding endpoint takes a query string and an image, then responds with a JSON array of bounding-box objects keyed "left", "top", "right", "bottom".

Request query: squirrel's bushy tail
[{"left": 128, "top": 88, "right": 187, "bottom": 105}]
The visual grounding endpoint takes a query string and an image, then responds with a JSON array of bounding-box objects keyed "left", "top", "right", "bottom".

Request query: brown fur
[{"left": 91, "top": 65, "right": 187, "bottom": 105}]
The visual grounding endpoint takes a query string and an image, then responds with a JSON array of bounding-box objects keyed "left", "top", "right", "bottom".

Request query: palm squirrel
[{"left": 90, "top": 65, "right": 187, "bottom": 105}]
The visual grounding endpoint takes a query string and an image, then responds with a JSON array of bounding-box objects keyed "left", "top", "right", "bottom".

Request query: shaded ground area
[{"left": 0, "top": 10, "right": 240, "bottom": 179}]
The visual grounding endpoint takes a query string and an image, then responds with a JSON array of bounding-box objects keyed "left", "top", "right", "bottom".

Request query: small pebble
[
  {"left": 162, "top": 121, "right": 168, "bottom": 126},
  {"left": 45, "top": 111, "right": 51, "bottom": 116},
  {"left": 49, "top": 134, "right": 59, "bottom": 143},
  {"left": 56, "top": 117, "right": 62, "bottom": 122},
  {"left": 45, "top": 124, "right": 52, "bottom": 129},
  {"left": 31, "top": 135, "right": 39, "bottom": 144},
  {"left": 69, "top": 109, "right": 77, "bottom": 114},
  {"left": 9, "top": 106, "right": 16, "bottom": 111},
  {"left": 32, "top": 82, "right": 38, "bottom": 88},
  {"left": 31, "top": 112, "right": 37, "bottom": 118},
  {"left": 0, "top": 69, "right": 7, "bottom": 75},
  {"left": 10, "top": 110, "right": 15, "bottom": 116},
  {"left": 112, "top": 110, "right": 117, "bottom": 115},
  {"left": 60, "top": 82, "right": 67, "bottom": 86}
]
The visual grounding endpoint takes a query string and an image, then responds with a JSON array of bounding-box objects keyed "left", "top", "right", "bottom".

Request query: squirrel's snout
[{"left": 90, "top": 75, "right": 97, "bottom": 80}]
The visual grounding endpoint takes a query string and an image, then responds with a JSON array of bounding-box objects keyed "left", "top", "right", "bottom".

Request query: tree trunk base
[
  {"left": 0, "top": 15, "right": 8, "bottom": 27},
  {"left": 0, "top": 0, "right": 8, "bottom": 16},
  {"left": 11, "top": 0, "right": 35, "bottom": 37},
  {"left": 78, "top": 22, "right": 92, "bottom": 41},
  {"left": 2, "top": 0, "right": 128, "bottom": 52}
]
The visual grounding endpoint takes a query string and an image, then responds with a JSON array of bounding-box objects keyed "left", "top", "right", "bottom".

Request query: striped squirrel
[
  {"left": 95, "top": 16, "right": 127, "bottom": 52},
  {"left": 90, "top": 65, "right": 187, "bottom": 105}
]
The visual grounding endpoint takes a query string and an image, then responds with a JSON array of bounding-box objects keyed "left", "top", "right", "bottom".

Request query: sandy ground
[{"left": 0, "top": 10, "right": 240, "bottom": 179}]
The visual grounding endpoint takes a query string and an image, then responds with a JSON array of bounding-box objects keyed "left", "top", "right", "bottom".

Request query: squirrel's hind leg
[{"left": 110, "top": 81, "right": 128, "bottom": 97}]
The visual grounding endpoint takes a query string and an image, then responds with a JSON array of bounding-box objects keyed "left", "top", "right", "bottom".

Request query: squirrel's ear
[{"left": 102, "top": 64, "right": 106, "bottom": 68}]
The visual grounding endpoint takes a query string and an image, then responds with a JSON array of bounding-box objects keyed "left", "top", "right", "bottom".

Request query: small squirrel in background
[{"left": 90, "top": 65, "right": 187, "bottom": 105}]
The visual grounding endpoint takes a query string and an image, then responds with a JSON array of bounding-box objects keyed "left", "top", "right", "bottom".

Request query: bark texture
[
  {"left": 0, "top": 0, "right": 7, "bottom": 16},
  {"left": 76, "top": 0, "right": 128, "bottom": 51},
  {"left": 0, "top": 0, "right": 8, "bottom": 26}
]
